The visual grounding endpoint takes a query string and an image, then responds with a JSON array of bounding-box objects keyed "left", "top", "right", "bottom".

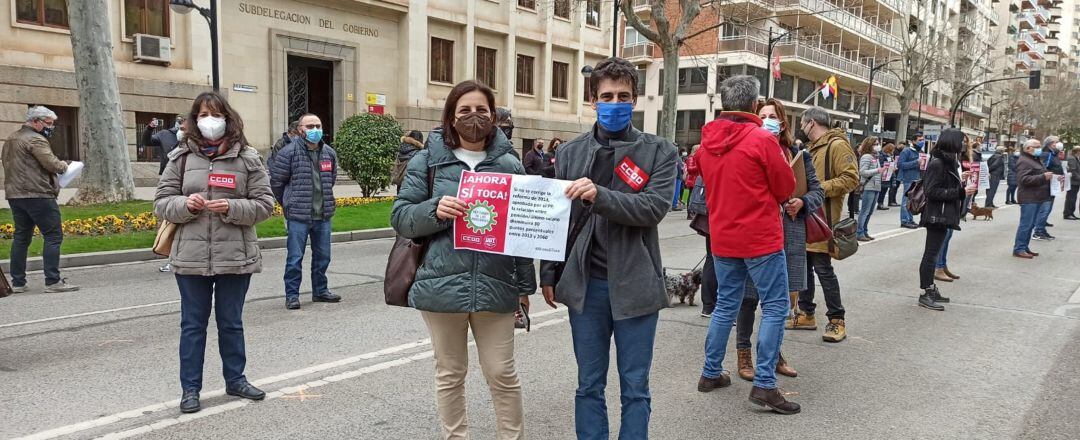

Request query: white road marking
[
  {"left": 14, "top": 308, "right": 568, "bottom": 440},
  {"left": 0, "top": 300, "right": 181, "bottom": 330},
  {"left": 92, "top": 315, "right": 572, "bottom": 440},
  {"left": 1068, "top": 284, "right": 1080, "bottom": 304}
]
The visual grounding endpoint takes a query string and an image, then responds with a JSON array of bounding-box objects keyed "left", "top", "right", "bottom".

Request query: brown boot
[
  {"left": 737, "top": 348, "right": 754, "bottom": 381},
  {"left": 775, "top": 353, "right": 797, "bottom": 377},
  {"left": 697, "top": 372, "right": 731, "bottom": 392},
  {"left": 934, "top": 268, "right": 953, "bottom": 282},
  {"left": 749, "top": 386, "right": 801, "bottom": 415},
  {"left": 785, "top": 311, "right": 817, "bottom": 330},
  {"left": 942, "top": 266, "right": 960, "bottom": 280}
]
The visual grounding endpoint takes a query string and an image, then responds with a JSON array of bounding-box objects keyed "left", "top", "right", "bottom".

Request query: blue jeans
[
  {"left": 702, "top": 250, "right": 789, "bottom": 390},
  {"left": 1034, "top": 198, "right": 1054, "bottom": 235},
  {"left": 857, "top": 190, "right": 880, "bottom": 237},
  {"left": 177, "top": 274, "right": 251, "bottom": 392},
  {"left": 285, "top": 219, "right": 332, "bottom": 299},
  {"left": 1014, "top": 203, "right": 1040, "bottom": 253},
  {"left": 935, "top": 228, "right": 953, "bottom": 269},
  {"left": 672, "top": 179, "right": 684, "bottom": 208},
  {"left": 900, "top": 181, "right": 914, "bottom": 224},
  {"left": 569, "top": 278, "right": 658, "bottom": 440}
]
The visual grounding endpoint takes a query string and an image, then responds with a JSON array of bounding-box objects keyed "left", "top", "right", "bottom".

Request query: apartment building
[
  {"left": 1, "top": 0, "right": 612, "bottom": 185},
  {"left": 950, "top": 0, "right": 1001, "bottom": 138},
  {"left": 622, "top": 0, "right": 907, "bottom": 146}
]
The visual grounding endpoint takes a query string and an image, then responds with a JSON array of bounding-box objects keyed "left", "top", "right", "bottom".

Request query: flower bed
[{"left": 0, "top": 197, "right": 393, "bottom": 239}]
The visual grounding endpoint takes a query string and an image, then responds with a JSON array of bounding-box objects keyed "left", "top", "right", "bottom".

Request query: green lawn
[{"left": 0, "top": 200, "right": 393, "bottom": 260}]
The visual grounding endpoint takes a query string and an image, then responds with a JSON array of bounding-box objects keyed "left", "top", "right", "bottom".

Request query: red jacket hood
[{"left": 701, "top": 112, "right": 765, "bottom": 156}]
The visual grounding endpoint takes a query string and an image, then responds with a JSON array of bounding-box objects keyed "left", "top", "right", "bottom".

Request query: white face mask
[
  {"left": 873, "top": 144, "right": 882, "bottom": 153},
  {"left": 1056, "top": 142, "right": 1064, "bottom": 150},
  {"left": 197, "top": 116, "right": 226, "bottom": 141}
]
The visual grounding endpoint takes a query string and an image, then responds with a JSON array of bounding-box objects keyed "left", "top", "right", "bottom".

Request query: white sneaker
[
  {"left": 44, "top": 279, "right": 80, "bottom": 293},
  {"left": 159, "top": 263, "right": 172, "bottom": 273},
  {"left": 11, "top": 285, "right": 27, "bottom": 294}
]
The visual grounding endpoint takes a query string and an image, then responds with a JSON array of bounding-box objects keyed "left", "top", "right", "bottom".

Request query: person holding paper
[
  {"left": 876, "top": 142, "right": 896, "bottom": 210},
  {"left": 154, "top": 91, "right": 275, "bottom": 413},
  {"left": 1, "top": 106, "right": 78, "bottom": 293},
  {"left": 391, "top": 80, "right": 535, "bottom": 440},
  {"left": 1065, "top": 146, "right": 1080, "bottom": 220},
  {"left": 1013, "top": 139, "right": 1053, "bottom": 259},
  {"left": 731, "top": 98, "right": 823, "bottom": 384},
  {"left": 695, "top": 76, "right": 798, "bottom": 414},
  {"left": 537, "top": 57, "right": 676, "bottom": 438},
  {"left": 856, "top": 137, "right": 883, "bottom": 242},
  {"left": 1033, "top": 137, "right": 1064, "bottom": 241},
  {"left": 269, "top": 113, "right": 342, "bottom": 310},
  {"left": 985, "top": 146, "right": 1007, "bottom": 208}
]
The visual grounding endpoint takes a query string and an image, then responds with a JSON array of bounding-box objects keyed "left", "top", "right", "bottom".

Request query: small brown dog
[{"left": 970, "top": 201, "right": 994, "bottom": 221}]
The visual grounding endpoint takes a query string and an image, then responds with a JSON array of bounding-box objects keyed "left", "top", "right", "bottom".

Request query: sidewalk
[{"left": 0, "top": 182, "right": 397, "bottom": 208}]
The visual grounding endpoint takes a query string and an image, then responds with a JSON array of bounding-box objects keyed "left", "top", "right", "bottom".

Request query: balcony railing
[
  {"left": 773, "top": 40, "right": 902, "bottom": 90},
  {"left": 773, "top": 0, "right": 903, "bottom": 52},
  {"left": 1031, "top": 26, "right": 1047, "bottom": 41},
  {"left": 1032, "top": 5, "right": 1051, "bottom": 24},
  {"left": 1016, "top": 12, "right": 1036, "bottom": 30},
  {"left": 621, "top": 42, "right": 654, "bottom": 61},
  {"left": 1027, "top": 42, "right": 1047, "bottom": 59},
  {"left": 1019, "top": 32, "right": 1037, "bottom": 50},
  {"left": 968, "top": 0, "right": 1001, "bottom": 25},
  {"left": 1016, "top": 52, "right": 1036, "bottom": 69}
]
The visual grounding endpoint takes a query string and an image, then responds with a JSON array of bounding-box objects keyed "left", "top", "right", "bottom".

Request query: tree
[
  {"left": 944, "top": 11, "right": 1003, "bottom": 129},
  {"left": 66, "top": 0, "right": 135, "bottom": 205},
  {"left": 887, "top": 1, "right": 947, "bottom": 142},
  {"left": 334, "top": 113, "right": 403, "bottom": 197}
]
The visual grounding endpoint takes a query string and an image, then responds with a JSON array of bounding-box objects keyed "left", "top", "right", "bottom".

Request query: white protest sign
[
  {"left": 58, "top": 161, "right": 84, "bottom": 188},
  {"left": 453, "top": 170, "right": 572, "bottom": 261}
]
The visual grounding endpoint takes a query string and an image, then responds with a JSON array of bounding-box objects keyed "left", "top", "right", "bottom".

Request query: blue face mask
[
  {"left": 596, "top": 102, "right": 634, "bottom": 132},
  {"left": 762, "top": 118, "right": 782, "bottom": 135},
  {"left": 1032, "top": 149, "right": 1043, "bottom": 157},
  {"left": 305, "top": 128, "right": 323, "bottom": 144}
]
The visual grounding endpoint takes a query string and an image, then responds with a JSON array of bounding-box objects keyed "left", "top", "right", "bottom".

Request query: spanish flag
[{"left": 820, "top": 75, "right": 838, "bottom": 100}]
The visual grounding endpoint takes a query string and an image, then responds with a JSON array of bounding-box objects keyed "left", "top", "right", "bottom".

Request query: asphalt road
[{"left": 2, "top": 192, "right": 1078, "bottom": 440}]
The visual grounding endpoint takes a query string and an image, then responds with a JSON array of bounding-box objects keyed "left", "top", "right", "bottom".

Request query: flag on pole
[
  {"left": 820, "top": 75, "right": 838, "bottom": 100},
  {"left": 772, "top": 53, "right": 782, "bottom": 80}
]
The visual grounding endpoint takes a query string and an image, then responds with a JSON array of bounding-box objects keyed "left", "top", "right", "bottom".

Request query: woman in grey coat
[
  {"left": 856, "top": 136, "right": 884, "bottom": 241},
  {"left": 734, "top": 99, "right": 825, "bottom": 382},
  {"left": 390, "top": 80, "right": 535, "bottom": 440}
]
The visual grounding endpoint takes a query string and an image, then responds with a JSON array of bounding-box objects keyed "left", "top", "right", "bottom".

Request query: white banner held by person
[{"left": 453, "top": 170, "right": 572, "bottom": 261}]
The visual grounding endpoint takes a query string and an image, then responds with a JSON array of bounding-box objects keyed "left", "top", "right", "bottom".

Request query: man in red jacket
[{"left": 695, "top": 75, "right": 799, "bottom": 415}]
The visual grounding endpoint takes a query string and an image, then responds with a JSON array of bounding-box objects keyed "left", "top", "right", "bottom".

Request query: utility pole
[
  {"left": 765, "top": 26, "right": 801, "bottom": 98},
  {"left": 865, "top": 59, "right": 897, "bottom": 137},
  {"left": 612, "top": 0, "right": 620, "bottom": 58}
]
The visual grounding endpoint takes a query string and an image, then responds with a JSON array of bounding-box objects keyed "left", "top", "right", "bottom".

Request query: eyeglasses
[{"left": 303, "top": 124, "right": 322, "bottom": 130}]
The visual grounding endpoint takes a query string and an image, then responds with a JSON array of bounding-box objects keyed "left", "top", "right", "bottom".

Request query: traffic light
[{"left": 1029, "top": 70, "right": 1041, "bottom": 90}]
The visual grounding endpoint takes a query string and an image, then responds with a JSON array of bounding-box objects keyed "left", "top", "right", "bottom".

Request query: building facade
[
  {"left": 0, "top": 0, "right": 613, "bottom": 185},
  {"left": 623, "top": 0, "right": 907, "bottom": 147}
]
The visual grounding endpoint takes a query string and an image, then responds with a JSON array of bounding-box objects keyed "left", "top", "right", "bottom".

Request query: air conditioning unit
[{"left": 134, "top": 34, "right": 171, "bottom": 65}]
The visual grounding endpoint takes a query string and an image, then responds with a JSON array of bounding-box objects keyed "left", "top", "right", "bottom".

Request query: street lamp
[
  {"left": 985, "top": 97, "right": 1006, "bottom": 150},
  {"left": 581, "top": 65, "right": 594, "bottom": 102},
  {"left": 864, "top": 59, "right": 897, "bottom": 136},
  {"left": 170, "top": 0, "right": 219, "bottom": 91}
]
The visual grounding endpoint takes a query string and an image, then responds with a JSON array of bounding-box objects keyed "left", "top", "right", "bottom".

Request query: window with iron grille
[
  {"left": 431, "top": 38, "right": 454, "bottom": 84},
  {"left": 554, "top": 0, "right": 570, "bottom": 19},
  {"left": 552, "top": 61, "right": 570, "bottom": 99},
  {"left": 518, "top": 0, "right": 536, "bottom": 10},
  {"left": 586, "top": 0, "right": 601, "bottom": 27},
  {"left": 476, "top": 47, "right": 497, "bottom": 89},
  {"left": 124, "top": 0, "right": 170, "bottom": 37},
  {"left": 517, "top": 55, "right": 535, "bottom": 95}
]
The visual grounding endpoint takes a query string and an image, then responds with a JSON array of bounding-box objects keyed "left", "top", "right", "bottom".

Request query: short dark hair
[
  {"left": 936, "top": 129, "right": 965, "bottom": 154},
  {"left": 441, "top": 80, "right": 497, "bottom": 149},
  {"left": 407, "top": 129, "right": 424, "bottom": 143},
  {"left": 590, "top": 57, "right": 639, "bottom": 100}
]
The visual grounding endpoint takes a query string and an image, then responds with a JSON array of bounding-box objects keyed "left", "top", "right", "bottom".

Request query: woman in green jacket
[{"left": 391, "top": 80, "right": 535, "bottom": 440}]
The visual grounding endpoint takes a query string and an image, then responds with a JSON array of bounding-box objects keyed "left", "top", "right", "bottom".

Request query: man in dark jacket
[
  {"left": 538, "top": 57, "right": 676, "bottom": 439},
  {"left": 143, "top": 115, "right": 183, "bottom": 175},
  {"left": 897, "top": 137, "right": 924, "bottom": 228},
  {"left": 1065, "top": 146, "right": 1080, "bottom": 220},
  {"left": 2, "top": 106, "right": 78, "bottom": 293},
  {"left": 1007, "top": 148, "right": 1020, "bottom": 204},
  {"left": 984, "top": 146, "right": 1006, "bottom": 208},
  {"left": 268, "top": 121, "right": 300, "bottom": 167},
  {"left": 1013, "top": 139, "right": 1054, "bottom": 258},
  {"left": 1033, "top": 136, "right": 1063, "bottom": 240},
  {"left": 269, "top": 113, "right": 340, "bottom": 310},
  {"left": 695, "top": 75, "right": 799, "bottom": 414},
  {"left": 523, "top": 139, "right": 551, "bottom": 176},
  {"left": 392, "top": 130, "right": 424, "bottom": 191}
]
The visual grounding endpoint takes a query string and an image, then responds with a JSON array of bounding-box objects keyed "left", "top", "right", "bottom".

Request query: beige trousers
[{"left": 421, "top": 311, "right": 524, "bottom": 440}]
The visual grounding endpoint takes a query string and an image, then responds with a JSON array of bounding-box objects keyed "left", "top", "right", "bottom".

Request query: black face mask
[
  {"left": 794, "top": 130, "right": 810, "bottom": 144},
  {"left": 500, "top": 125, "right": 514, "bottom": 140},
  {"left": 38, "top": 126, "right": 54, "bottom": 138}
]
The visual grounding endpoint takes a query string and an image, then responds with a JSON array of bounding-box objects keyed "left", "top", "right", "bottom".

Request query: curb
[{"left": 0, "top": 228, "right": 396, "bottom": 272}]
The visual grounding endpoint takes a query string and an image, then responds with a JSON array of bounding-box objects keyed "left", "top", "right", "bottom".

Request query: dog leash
[{"left": 664, "top": 255, "right": 708, "bottom": 273}]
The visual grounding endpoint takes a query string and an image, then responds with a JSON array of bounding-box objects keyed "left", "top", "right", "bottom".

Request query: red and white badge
[
  {"left": 208, "top": 173, "right": 236, "bottom": 189},
  {"left": 320, "top": 160, "right": 333, "bottom": 172},
  {"left": 616, "top": 157, "right": 649, "bottom": 192}
]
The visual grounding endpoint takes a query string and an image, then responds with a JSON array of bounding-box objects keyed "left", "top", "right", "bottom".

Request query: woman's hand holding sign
[{"left": 437, "top": 196, "right": 468, "bottom": 220}]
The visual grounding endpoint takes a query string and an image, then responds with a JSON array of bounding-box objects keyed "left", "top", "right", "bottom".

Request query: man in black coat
[
  {"left": 984, "top": 146, "right": 1006, "bottom": 208},
  {"left": 523, "top": 139, "right": 551, "bottom": 176},
  {"left": 143, "top": 115, "right": 183, "bottom": 175}
]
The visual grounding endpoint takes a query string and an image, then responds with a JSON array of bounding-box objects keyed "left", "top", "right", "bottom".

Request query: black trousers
[
  {"left": 985, "top": 177, "right": 1002, "bottom": 206},
  {"left": 9, "top": 198, "right": 63, "bottom": 287},
  {"left": 799, "top": 252, "right": 845, "bottom": 320},
  {"left": 847, "top": 192, "right": 860, "bottom": 218},
  {"left": 920, "top": 226, "right": 949, "bottom": 289},
  {"left": 736, "top": 290, "right": 758, "bottom": 349},
  {"left": 700, "top": 235, "right": 717, "bottom": 314},
  {"left": 1065, "top": 186, "right": 1079, "bottom": 217},
  {"left": 887, "top": 179, "right": 900, "bottom": 205}
]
